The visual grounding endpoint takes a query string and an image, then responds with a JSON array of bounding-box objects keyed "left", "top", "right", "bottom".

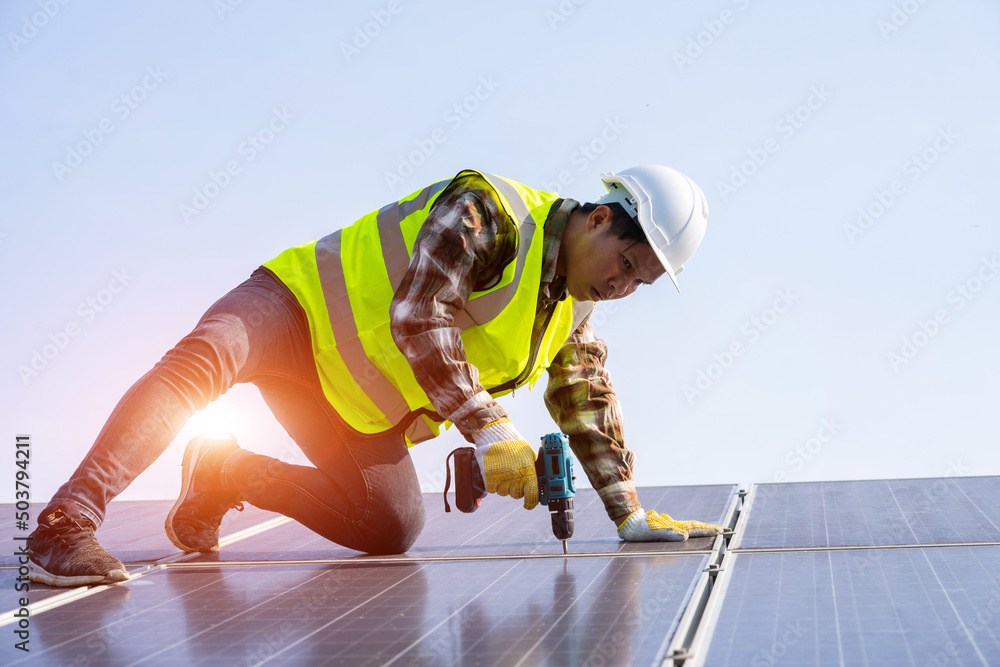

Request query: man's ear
[{"left": 587, "top": 204, "right": 613, "bottom": 232}]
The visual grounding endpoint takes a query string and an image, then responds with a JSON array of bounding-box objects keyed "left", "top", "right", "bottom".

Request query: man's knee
[{"left": 365, "top": 498, "right": 426, "bottom": 555}]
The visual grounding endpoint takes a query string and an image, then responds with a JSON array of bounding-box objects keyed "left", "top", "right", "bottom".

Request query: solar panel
[
  {"left": 0, "top": 501, "right": 279, "bottom": 568},
  {"left": 0, "top": 485, "right": 734, "bottom": 570},
  {"left": 1, "top": 484, "right": 734, "bottom": 664},
  {"left": 196, "top": 484, "right": 735, "bottom": 562},
  {"left": 1, "top": 501, "right": 273, "bottom": 607},
  {"left": 6, "top": 554, "right": 709, "bottom": 666},
  {"left": 736, "top": 477, "right": 1000, "bottom": 549},
  {"left": 22, "top": 478, "right": 1000, "bottom": 665},
  {"left": 703, "top": 546, "right": 1000, "bottom": 666}
]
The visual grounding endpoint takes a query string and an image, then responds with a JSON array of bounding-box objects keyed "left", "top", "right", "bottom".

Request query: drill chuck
[
  {"left": 548, "top": 497, "right": 575, "bottom": 541},
  {"left": 536, "top": 433, "right": 576, "bottom": 544}
]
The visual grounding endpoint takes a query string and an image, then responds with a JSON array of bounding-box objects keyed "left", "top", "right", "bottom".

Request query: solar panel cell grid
[
  {"left": 738, "top": 477, "right": 1000, "bottom": 549},
  {"left": 9, "top": 478, "right": 997, "bottom": 666},
  {"left": 2, "top": 484, "right": 736, "bottom": 665},
  {"left": 181, "top": 484, "right": 735, "bottom": 563},
  {"left": 6, "top": 556, "right": 709, "bottom": 666},
  {"left": 704, "top": 546, "right": 1000, "bottom": 667}
]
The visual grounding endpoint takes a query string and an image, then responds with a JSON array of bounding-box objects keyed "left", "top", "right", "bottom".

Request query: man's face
[{"left": 565, "top": 214, "right": 666, "bottom": 303}]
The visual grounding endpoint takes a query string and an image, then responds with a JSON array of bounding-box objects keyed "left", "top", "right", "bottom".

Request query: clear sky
[{"left": 3, "top": 0, "right": 998, "bottom": 505}]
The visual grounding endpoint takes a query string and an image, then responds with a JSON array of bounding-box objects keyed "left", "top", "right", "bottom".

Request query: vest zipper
[{"left": 489, "top": 302, "right": 557, "bottom": 397}]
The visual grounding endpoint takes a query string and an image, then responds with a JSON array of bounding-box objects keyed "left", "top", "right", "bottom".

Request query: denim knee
[{"left": 363, "top": 497, "right": 426, "bottom": 555}]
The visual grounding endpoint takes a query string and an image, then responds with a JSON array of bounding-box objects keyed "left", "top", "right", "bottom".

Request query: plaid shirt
[{"left": 390, "top": 173, "right": 639, "bottom": 521}]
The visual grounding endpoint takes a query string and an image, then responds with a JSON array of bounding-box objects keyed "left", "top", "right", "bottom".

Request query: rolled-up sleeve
[
  {"left": 390, "top": 174, "right": 515, "bottom": 440},
  {"left": 544, "top": 316, "right": 640, "bottom": 521}
]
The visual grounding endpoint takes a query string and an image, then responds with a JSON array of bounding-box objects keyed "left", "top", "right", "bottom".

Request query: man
[{"left": 29, "top": 165, "right": 721, "bottom": 588}]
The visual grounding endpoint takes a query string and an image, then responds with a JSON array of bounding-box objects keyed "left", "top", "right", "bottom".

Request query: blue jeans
[{"left": 48, "top": 268, "right": 426, "bottom": 555}]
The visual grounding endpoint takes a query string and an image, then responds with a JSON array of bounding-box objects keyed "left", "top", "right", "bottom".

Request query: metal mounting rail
[{"left": 661, "top": 483, "right": 749, "bottom": 666}]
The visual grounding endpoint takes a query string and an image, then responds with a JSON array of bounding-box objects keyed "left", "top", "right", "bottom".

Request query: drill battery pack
[
  {"left": 443, "top": 433, "right": 576, "bottom": 545},
  {"left": 443, "top": 447, "right": 486, "bottom": 513}
]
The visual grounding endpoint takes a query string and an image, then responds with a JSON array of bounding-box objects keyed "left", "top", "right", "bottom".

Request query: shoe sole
[
  {"left": 164, "top": 435, "right": 233, "bottom": 553},
  {"left": 28, "top": 560, "right": 128, "bottom": 587}
]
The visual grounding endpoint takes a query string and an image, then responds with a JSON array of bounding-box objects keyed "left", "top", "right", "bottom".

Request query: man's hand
[
  {"left": 472, "top": 418, "right": 539, "bottom": 510},
  {"left": 617, "top": 508, "right": 723, "bottom": 542}
]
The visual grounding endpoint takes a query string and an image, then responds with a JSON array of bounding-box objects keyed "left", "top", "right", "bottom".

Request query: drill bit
[{"left": 562, "top": 540, "right": 568, "bottom": 555}]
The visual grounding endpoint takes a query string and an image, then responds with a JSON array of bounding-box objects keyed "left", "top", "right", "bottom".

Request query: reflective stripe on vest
[
  {"left": 377, "top": 178, "right": 452, "bottom": 293},
  {"left": 264, "top": 170, "right": 588, "bottom": 444}
]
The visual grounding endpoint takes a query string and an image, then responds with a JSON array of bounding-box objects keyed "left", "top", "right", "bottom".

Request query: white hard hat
[{"left": 596, "top": 165, "right": 709, "bottom": 292}]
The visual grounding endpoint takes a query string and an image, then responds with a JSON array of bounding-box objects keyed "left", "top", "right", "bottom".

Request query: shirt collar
[{"left": 540, "top": 198, "right": 578, "bottom": 303}]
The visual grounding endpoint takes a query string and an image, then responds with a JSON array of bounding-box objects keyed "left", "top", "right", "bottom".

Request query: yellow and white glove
[
  {"left": 617, "top": 508, "right": 724, "bottom": 542},
  {"left": 472, "top": 418, "right": 539, "bottom": 510}
]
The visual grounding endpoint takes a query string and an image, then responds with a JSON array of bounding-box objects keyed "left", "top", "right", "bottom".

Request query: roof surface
[{"left": 3, "top": 478, "right": 999, "bottom": 665}]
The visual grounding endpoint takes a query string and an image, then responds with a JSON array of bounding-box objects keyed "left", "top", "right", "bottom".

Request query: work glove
[
  {"left": 617, "top": 507, "right": 723, "bottom": 542},
  {"left": 472, "top": 418, "right": 539, "bottom": 510}
]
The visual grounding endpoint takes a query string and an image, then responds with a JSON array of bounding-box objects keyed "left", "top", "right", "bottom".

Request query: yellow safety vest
[{"left": 264, "top": 170, "right": 593, "bottom": 445}]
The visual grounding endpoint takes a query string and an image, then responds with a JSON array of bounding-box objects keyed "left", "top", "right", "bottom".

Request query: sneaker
[
  {"left": 28, "top": 505, "right": 129, "bottom": 587},
  {"left": 165, "top": 434, "right": 243, "bottom": 552}
]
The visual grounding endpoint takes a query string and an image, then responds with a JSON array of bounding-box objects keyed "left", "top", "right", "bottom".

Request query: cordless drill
[
  {"left": 535, "top": 432, "right": 576, "bottom": 554},
  {"left": 444, "top": 432, "right": 577, "bottom": 552}
]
